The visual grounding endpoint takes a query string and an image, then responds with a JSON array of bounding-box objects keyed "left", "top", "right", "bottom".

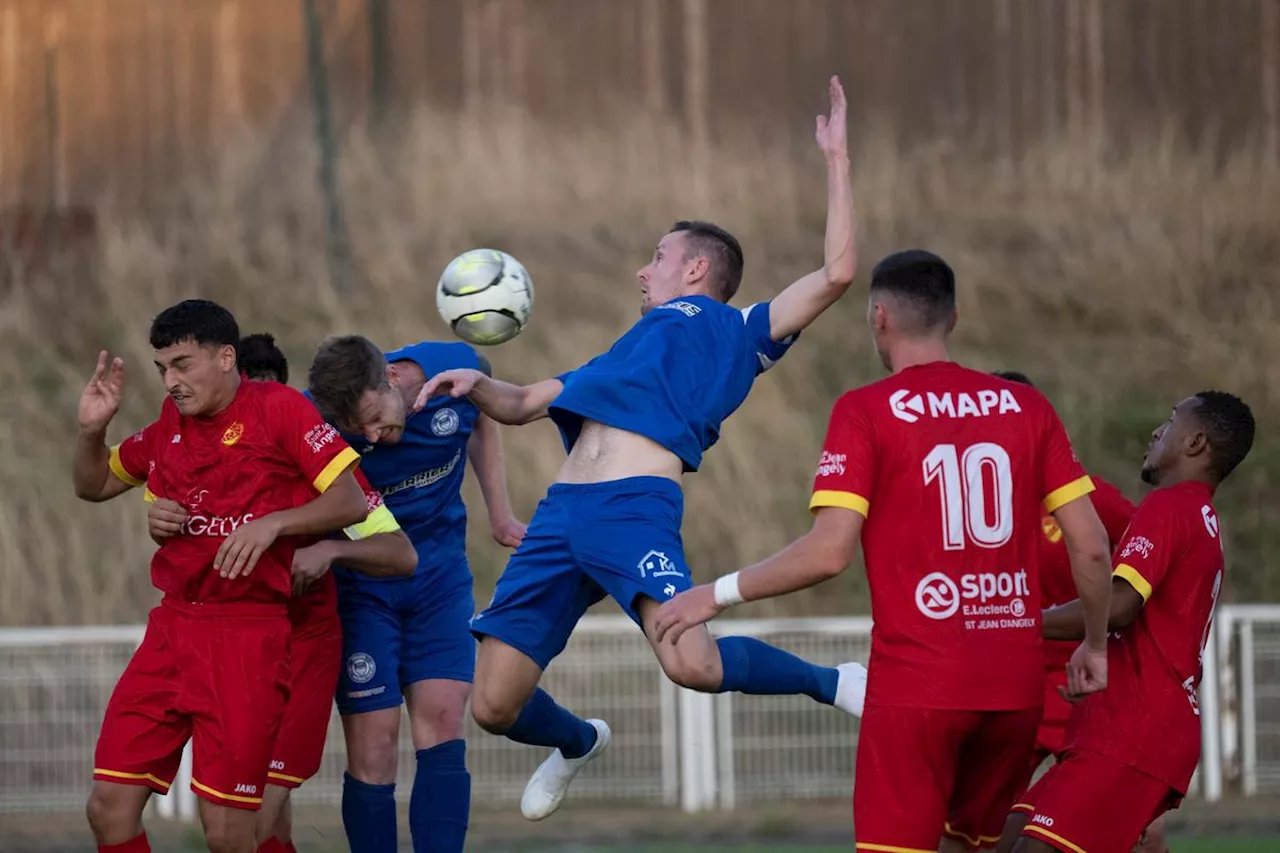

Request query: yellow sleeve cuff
[
  {"left": 1113, "top": 563, "right": 1153, "bottom": 602},
  {"left": 108, "top": 446, "right": 144, "bottom": 488},
  {"left": 809, "top": 490, "right": 869, "bottom": 517},
  {"left": 1044, "top": 475, "right": 1095, "bottom": 514},
  {"left": 313, "top": 446, "right": 360, "bottom": 493},
  {"left": 142, "top": 487, "right": 157, "bottom": 504},
  {"left": 344, "top": 503, "right": 401, "bottom": 541}
]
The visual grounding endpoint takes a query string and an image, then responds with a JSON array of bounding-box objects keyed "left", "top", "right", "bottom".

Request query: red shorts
[
  {"left": 93, "top": 601, "right": 290, "bottom": 810},
  {"left": 854, "top": 704, "right": 1041, "bottom": 852},
  {"left": 1017, "top": 749, "right": 1180, "bottom": 853},
  {"left": 268, "top": 608, "right": 341, "bottom": 788}
]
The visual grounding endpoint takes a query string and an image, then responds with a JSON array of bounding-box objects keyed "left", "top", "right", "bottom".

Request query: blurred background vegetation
[{"left": 0, "top": 0, "right": 1276, "bottom": 625}]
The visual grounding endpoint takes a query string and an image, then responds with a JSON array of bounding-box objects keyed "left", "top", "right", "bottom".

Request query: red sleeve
[
  {"left": 808, "top": 392, "right": 876, "bottom": 517},
  {"left": 267, "top": 387, "right": 360, "bottom": 493},
  {"left": 109, "top": 420, "right": 161, "bottom": 489},
  {"left": 1038, "top": 399, "right": 1095, "bottom": 513},
  {"left": 1112, "top": 490, "right": 1182, "bottom": 603},
  {"left": 1092, "top": 477, "right": 1137, "bottom": 546}
]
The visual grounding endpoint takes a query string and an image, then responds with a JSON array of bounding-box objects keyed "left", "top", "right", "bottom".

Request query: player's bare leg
[
  {"left": 1133, "top": 815, "right": 1168, "bottom": 853},
  {"left": 1010, "top": 840, "right": 1057, "bottom": 853},
  {"left": 938, "top": 840, "right": 974, "bottom": 853},
  {"left": 404, "top": 678, "right": 473, "bottom": 852},
  {"left": 86, "top": 780, "right": 152, "bottom": 847},
  {"left": 198, "top": 798, "right": 259, "bottom": 853},
  {"left": 254, "top": 784, "right": 292, "bottom": 852},
  {"left": 637, "top": 596, "right": 866, "bottom": 715},
  {"left": 995, "top": 812, "right": 1030, "bottom": 853},
  {"left": 343, "top": 706, "right": 402, "bottom": 785},
  {"left": 473, "top": 636, "right": 610, "bottom": 821}
]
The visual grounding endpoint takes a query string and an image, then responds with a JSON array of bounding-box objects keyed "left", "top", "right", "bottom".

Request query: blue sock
[
  {"left": 504, "top": 688, "right": 598, "bottom": 759},
  {"left": 409, "top": 739, "right": 470, "bottom": 853},
  {"left": 342, "top": 772, "right": 397, "bottom": 853},
  {"left": 716, "top": 636, "right": 839, "bottom": 705}
]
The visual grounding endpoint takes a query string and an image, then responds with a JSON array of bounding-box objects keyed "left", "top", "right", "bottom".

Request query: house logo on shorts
[
  {"left": 346, "top": 652, "right": 376, "bottom": 684},
  {"left": 431, "top": 407, "right": 460, "bottom": 437},
  {"left": 638, "top": 550, "right": 683, "bottom": 579},
  {"left": 222, "top": 422, "right": 244, "bottom": 446},
  {"left": 915, "top": 572, "right": 960, "bottom": 620}
]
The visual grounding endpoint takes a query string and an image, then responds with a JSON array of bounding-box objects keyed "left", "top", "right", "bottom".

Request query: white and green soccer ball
[{"left": 435, "top": 248, "right": 534, "bottom": 346}]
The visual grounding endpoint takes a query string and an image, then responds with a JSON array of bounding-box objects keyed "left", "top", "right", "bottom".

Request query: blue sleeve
[{"left": 741, "top": 301, "right": 798, "bottom": 375}]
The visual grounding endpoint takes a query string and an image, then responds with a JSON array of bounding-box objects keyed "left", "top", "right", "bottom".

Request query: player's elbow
[
  {"left": 389, "top": 533, "right": 418, "bottom": 576},
  {"left": 1109, "top": 581, "right": 1144, "bottom": 631},
  {"left": 822, "top": 261, "right": 856, "bottom": 290}
]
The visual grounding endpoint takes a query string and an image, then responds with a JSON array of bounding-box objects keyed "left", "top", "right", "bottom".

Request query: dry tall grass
[{"left": 1, "top": 109, "right": 1276, "bottom": 626}]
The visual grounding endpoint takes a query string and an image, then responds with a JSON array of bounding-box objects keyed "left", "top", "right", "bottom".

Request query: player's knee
[
  {"left": 658, "top": 652, "right": 721, "bottom": 693},
  {"left": 471, "top": 690, "right": 520, "bottom": 734},
  {"left": 85, "top": 783, "right": 144, "bottom": 842}
]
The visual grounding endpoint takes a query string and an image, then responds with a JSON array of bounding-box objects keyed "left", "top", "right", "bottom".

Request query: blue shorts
[
  {"left": 471, "top": 477, "right": 692, "bottom": 670},
  {"left": 335, "top": 569, "right": 476, "bottom": 716}
]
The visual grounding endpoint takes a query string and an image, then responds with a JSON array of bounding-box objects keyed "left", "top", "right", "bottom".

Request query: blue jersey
[
  {"left": 549, "top": 296, "right": 796, "bottom": 472},
  {"left": 312, "top": 341, "right": 482, "bottom": 585}
]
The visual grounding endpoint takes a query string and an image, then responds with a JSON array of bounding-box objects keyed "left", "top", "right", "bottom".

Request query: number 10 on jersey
[{"left": 923, "top": 443, "right": 1014, "bottom": 550}]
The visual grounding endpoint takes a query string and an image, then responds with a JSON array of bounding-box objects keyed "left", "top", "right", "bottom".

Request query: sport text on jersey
[
  {"left": 889, "top": 388, "right": 1023, "bottom": 424},
  {"left": 914, "top": 569, "right": 1034, "bottom": 630}
]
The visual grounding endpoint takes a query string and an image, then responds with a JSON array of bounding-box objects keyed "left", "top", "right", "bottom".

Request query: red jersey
[
  {"left": 109, "top": 380, "right": 359, "bottom": 609},
  {"left": 1038, "top": 476, "right": 1136, "bottom": 670},
  {"left": 287, "top": 470, "right": 403, "bottom": 629},
  {"left": 1067, "top": 480, "right": 1225, "bottom": 793},
  {"left": 810, "top": 363, "right": 1093, "bottom": 711}
]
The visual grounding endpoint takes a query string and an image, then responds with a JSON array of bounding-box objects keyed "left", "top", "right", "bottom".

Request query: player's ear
[
  {"left": 1184, "top": 425, "right": 1210, "bottom": 460},
  {"left": 945, "top": 309, "right": 958, "bottom": 334},
  {"left": 218, "top": 343, "right": 237, "bottom": 372}
]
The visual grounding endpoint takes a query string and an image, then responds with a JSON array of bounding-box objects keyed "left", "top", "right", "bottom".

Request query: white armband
[{"left": 713, "top": 572, "right": 745, "bottom": 607}]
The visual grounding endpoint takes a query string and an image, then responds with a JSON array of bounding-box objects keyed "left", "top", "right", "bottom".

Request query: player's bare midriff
[{"left": 555, "top": 419, "right": 683, "bottom": 485}]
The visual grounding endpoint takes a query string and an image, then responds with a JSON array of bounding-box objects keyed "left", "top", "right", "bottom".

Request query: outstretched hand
[
  {"left": 79, "top": 350, "right": 125, "bottom": 433},
  {"left": 814, "top": 75, "right": 848, "bottom": 160},
  {"left": 412, "top": 368, "right": 484, "bottom": 414}
]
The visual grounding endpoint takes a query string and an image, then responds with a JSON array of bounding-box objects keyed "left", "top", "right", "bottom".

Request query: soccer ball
[{"left": 435, "top": 248, "right": 534, "bottom": 346}]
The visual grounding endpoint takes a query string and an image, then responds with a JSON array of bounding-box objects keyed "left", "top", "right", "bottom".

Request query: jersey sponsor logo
[
  {"left": 1201, "top": 505, "right": 1219, "bottom": 538},
  {"left": 889, "top": 388, "right": 1023, "bottom": 424},
  {"left": 655, "top": 300, "right": 702, "bottom": 317},
  {"left": 638, "top": 550, "right": 683, "bottom": 579},
  {"left": 1119, "top": 535, "right": 1155, "bottom": 560},
  {"left": 221, "top": 422, "right": 244, "bottom": 446},
  {"left": 914, "top": 570, "right": 1032, "bottom": 627},
  {"left": 431, "top": 407, "right": 460, "bottom": 437},
  {"left": 915, "top": 572, "right": 960, "bottom": 619},
  {"left": 816, "top": 450, "right": 846, "bottom": 478},
  {"left": 183, "top": 513, "right": 255, "bottom": 537},
  {"left": 382, "top": 450, "right": 462, "bottom": 496},
  {"left": 346, "top": 652, "right": 376, "bottom": 685},
  {"left": 304, "top": 422, "right": 341, "bottom": 454}
]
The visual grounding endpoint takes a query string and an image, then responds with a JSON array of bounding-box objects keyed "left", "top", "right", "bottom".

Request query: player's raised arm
[
  {"left": 766, "top": 75, "right": 857, "bottom": 342},
  {"left": 414, "top": 368, "right": 562, "bottom": 426},
  {"left": 468, "top": 413, "right": 528, "bottom": 548},
  {"left": 73, "top": 351, "right": 137, "bottom": 502}
]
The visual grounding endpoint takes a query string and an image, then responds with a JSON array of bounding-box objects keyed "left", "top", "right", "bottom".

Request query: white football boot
[
  {"left": 834, "top": 661, "right": 868, "bottom": 717},
  {"left": 520, "top": 718, "right": 612, "bottom": 821}
]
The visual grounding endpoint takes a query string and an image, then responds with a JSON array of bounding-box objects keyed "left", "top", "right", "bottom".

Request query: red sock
[
  {"left": 99, "top": 833, "right": 150, "bottom": 853},
  {"left": 256, "top": 838, "right": 296, "bottom": 853},
  {"left": 283, "top": 843, "right": 297, "bottom": 853}
]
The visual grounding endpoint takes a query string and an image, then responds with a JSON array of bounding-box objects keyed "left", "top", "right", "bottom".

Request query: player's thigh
[
  {"left": 94, "top": 606, "right": 189, "bottom": 796},
  {"left": 471, "top": 503, "right": 603, "bottom": 678},
  {"left": 269, "top": 616, "right": 342, "bottom": 788},
  {"left": 853, "top": 704, "right": 972, "bottom": 851},
  {"left": 187, "top": 613, "right": 290, "bottom": 811},
  {"left": 471, "top": 635, "right": 550, "bottom": 732},
  {"left": 334, "top": 578, "right": 404, "bottom": 716},
  {"left": 945, "top": 707, "right": 1042, "bottom": 850},
  {"left": 1020, "top": 750, "right": 1176, "bottom": 853}
]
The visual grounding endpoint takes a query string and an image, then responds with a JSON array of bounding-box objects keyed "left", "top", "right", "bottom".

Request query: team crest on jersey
[
  {"left": 221, "top": 422, "right": 244, "bottom": 446},
  {"left": 347, "top": 652, "right": 376, "bottom": 685},
  {"left": 431, "top": 407, "right": 459, "bottom": 437},
  {"left": 1041, "top": 513, "right": 1063, "bottom": 543}
]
